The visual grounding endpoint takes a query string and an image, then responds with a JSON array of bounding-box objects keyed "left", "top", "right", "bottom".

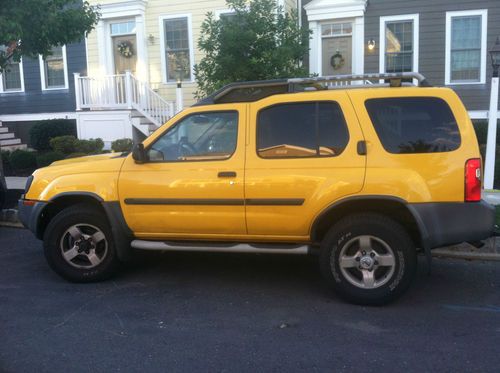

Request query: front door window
[
  {"left": 321, "top": 22, "right": 353, "bottom": 76},
  {"left": 110, "top": 20, "right": 137, "bottom": 74}
]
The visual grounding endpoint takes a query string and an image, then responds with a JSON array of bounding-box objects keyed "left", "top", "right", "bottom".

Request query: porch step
[
  {"left": 0, "top": 138, "right": 22, "bottom": 146},
  {"left": 0, "top": 143, "right": 27, "bottom": 151},
  {"left": 0, "top": 127, "right": 8, "bottom": 133},
  {"left": 0, "top": 133, "right": 15, "bottom": 140}
]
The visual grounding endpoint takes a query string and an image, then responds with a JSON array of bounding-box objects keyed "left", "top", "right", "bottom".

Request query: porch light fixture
[
  {"left": 367, "top": 39, "right": 376, "bottom": 51},
  {"left": 490, "top": 36, "right": 500, "bottom": 77},
  {"left": 148, "top": 34, "right": 155, "bottom": 45}
]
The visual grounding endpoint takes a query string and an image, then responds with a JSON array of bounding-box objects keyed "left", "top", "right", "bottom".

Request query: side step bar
[{"left": 131, "top": 240, "right": 309, "bottom": 255}]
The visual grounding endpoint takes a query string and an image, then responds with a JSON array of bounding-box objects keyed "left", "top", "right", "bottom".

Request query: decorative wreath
[
  {"left": 330, "top": 50, "right": 345, "bottom": 70},
  {"left": 117, "top": 41, "right": 134, "bottom": 58}
]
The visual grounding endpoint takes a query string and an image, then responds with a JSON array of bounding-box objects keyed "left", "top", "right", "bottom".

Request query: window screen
[
  {"left": 257, "top": 102, "right": 349, "bottom": 158},
  {"left": 365, "top": 97, "right": 461, "bottom": 154}
]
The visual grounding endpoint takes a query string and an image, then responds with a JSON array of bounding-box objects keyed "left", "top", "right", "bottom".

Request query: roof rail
[{"left": 195, "top": 72, "right": 431, "bottom": 106}]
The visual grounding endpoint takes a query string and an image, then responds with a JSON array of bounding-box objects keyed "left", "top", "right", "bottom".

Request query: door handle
[{"left": 218, "top": 171, "right": 237, "bottom": 178}]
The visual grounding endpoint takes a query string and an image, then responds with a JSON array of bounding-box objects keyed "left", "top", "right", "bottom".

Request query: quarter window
[
  {"left": 163, "top": 17, "right": 192, "bottom": 82},
  {"left": 257, "top": 102, "right": 349, "bottom": 158},
  {"left": 147, "top": 112, "right": 238, "bottom": 162},
  {"left": 365, "top": 97, "right": 461, "bottom": 154}
]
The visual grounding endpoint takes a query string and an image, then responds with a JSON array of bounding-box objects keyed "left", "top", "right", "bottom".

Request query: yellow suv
[{"left": 19, "top": 73, "right": 495, "bottom": 305}]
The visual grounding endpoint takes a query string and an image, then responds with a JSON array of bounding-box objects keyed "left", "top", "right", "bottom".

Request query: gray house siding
[
  {"left": 364, "top": 0, "right": 500, "bottom": 111},
  {"left": 0, "top": 40, "right": 86, "bottom": 115}
]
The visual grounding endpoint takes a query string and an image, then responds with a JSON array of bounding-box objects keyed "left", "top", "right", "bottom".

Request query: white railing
[{"left": 74, "top": 72, "right": 175, "bottom": 127}]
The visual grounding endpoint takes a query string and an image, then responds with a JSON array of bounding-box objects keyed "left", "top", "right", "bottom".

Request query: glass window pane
[
  {"left": 450, "top": 15, "right": 481, "bottom": 82},
  {"left": 365, "top": 97, "right": 461, "bottom": 154},
  {"left": 111, "top": 21, "right": 136, "bottom": 35},
  {"left": 2, "top": 62, "right": 22, "bottom": 91},
  {"left": 257, "top": 102, "right": 349, "bottom": 158},
  {"left": 385, "top": 20, "right": 413, "bottom": 73},
  {"left": 148, "top": 112, "right": 238, "bottom": 162},
  {"left": 321, "top": 24, "right": 332, "bottom": 37},
  {"left": 164, "top": 17, "right": 191, "bottom": 82},
  {"left": 44, "top": 46, "right": 65, "bottom": 88}
]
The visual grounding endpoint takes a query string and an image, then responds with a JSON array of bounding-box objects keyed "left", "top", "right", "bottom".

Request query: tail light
[{"left": 465, "top": 158, "right": 481, "bottom": 202}]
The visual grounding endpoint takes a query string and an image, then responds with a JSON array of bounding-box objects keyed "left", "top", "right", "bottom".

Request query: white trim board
[
  {"left": 445, "top": 9, "right": 488, "bottom": 86},
  {"left": 304, "top": 0, "right": 367, "bottom": 21},
  {"left": 379, "top": 14, "right": 419, "bottom": 79},
  {"left": 0, "top": 112, "right": 77, "bottom": 122},
  {"left": 158, "top": 13, "right": 195, "bottom": 84},
  {"left": 39, "top": 45, "right": 69, "bottom": 91},
  {"left": 468, "top": 110, "right": 500, "bottom": 120}
]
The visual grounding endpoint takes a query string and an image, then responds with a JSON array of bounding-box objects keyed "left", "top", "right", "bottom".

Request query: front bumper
[
  {"left": 409, "top": 200, "right": 495, "bottom": 249},
  {"left": 18, "top": 198, "right": 47, "bottom": 238}
]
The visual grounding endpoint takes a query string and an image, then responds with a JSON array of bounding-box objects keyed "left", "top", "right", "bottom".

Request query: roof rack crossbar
[{"left": 195, "top": 72, "right": 431, "bottom": 106}]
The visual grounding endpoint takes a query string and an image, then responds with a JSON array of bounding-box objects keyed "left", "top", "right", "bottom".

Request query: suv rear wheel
[
  {"left": 43, "top": 204, "right": 119, "bottom": 282},
  {"left": 319, "top": 213, "right": 417, "bottom": 305}
]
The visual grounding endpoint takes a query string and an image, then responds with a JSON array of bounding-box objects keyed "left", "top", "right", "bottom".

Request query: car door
[
  {"left": 244, "top": 91, "right": 365, "bottom": 240},
  {"left": 119, "top": 104, "right": 247, "bottom": 239}
]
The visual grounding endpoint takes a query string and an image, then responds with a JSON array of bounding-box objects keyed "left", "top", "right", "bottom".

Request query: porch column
[{"left": 309, "top": 21, "right": 320, "bottom": 75}]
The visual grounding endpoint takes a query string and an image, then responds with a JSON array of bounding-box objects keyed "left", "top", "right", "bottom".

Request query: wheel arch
[{"left": 310, "top": 195, "right": 430, "bottom": 252}]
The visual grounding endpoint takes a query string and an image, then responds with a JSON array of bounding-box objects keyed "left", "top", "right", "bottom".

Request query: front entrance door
[
  {"left": 321, "top": 22, "right": 353, "bottom": 76},
  {"left": 109, "top": 20, "right": 138, "bottom": 74}
]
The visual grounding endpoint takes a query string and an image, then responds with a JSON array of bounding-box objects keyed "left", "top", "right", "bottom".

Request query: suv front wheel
[
  {"left": 43, "top": 204, "right": 119, "bottom": 282},
  {"left": 319, "top": 213, "right": 417, "bottom": 305}
]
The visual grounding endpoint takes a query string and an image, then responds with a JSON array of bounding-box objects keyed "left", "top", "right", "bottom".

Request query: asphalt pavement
[{"left": 1, "top": 227, "right": 499, "bottom": 373}]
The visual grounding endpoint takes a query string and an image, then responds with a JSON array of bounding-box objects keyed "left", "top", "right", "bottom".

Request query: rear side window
[
  {"left": 365, "top": 97, "right": 461, "bottom": 154},
  {"left": 257, "top": 102, "right": 349, "bottom": 158}
]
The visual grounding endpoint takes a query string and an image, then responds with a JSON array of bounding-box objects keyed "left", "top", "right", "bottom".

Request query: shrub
[
  {"left": 111, "top": 138, "right": 133, "bottom": 152},
  {"left": 9, "top": 149, "right": 36, "bottom": 170},
  {"left": 75, "top": 138, "right": 104, "bottom": 154},
  {"left": 29, "top": 119, "right": 76, "bottom": 151},
  {"left": 49, "top": 135, "right": 78, "bottom": 154},
  {"left": 36, "top": 151, "right": 65, "bottom": 168},
  {"left": 65, "top": 152, "right": 88, "bottom": 159}
]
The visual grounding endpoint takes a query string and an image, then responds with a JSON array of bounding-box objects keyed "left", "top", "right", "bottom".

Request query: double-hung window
[
  {"left": 0, "top": 46, "right": 24, "bottom": 93},
  {"left": 445, "top": 10, "right": 487, "bottom": 85},
  {"left": 380, "top": 14, "right": 419, "bottom": 74},
  {"left": 40, "top": 46, "right": 68, "bottom": 90},
  {"left": 161, "top": 15, "right": 193, "bottom": 82}
]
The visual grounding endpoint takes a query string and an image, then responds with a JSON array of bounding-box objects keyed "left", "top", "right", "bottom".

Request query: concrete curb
[{"left": 0, "top": 209, "right": 23, "bottom": 228}]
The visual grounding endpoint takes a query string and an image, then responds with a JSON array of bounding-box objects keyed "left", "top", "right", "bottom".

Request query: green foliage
[
  {"left": 0, "top": 1, "right": 100, "bottom": 71},
  {"left": 49, "top": 135, "right": 78, "bottom": 154},
  {"left": 194, "top": 0, "right": 310, "bottom": 98},
  {"left": 75, "top": 138, "right": 104, "bottom": 154},
  {"left": 30, "top": 120, "right": 76, "bottom": 151},
  {"left": 111, "top": 138, "right": 133, "bottom": 152},
  {"left": 49, "top": 135, "right": 104, "bottom": 155},
  {"left": 9, "top": 149, "right": 36, "bottom": 170},
  {"left": 36, "top": 151, "right": 65, "bottom": 168}
]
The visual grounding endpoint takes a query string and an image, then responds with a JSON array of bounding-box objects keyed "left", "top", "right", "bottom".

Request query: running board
[{"left": 131, "top": 240, "right": 309, "bottom": 255}]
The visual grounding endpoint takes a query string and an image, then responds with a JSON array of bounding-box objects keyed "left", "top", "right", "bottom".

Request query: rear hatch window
[{"left": 365, "top": 97, "right": 461, "bottom": 154}]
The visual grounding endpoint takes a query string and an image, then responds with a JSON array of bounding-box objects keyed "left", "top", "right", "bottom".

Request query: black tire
[
  {"left": 319, "top": 213, "right": 417, "bottom": 305},
  {"left": 43, "top": 204, "right": 119, "bottom": 282}
]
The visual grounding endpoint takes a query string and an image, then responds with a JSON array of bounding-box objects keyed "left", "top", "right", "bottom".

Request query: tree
[
  {"left": 0, "top": 0, "right": 99, "bottom": 72},
  {"left": 194, "top": 0, "right": 310, "bottom": 98}
]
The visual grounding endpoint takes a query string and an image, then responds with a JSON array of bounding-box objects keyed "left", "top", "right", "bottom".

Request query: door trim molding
[{"left": 124, "top": 198, "right": 305, "bottom": 206}]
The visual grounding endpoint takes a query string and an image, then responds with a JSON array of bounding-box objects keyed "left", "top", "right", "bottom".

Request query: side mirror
[{"left": 132, "top": 143, "right": 147, "bottom": 163}]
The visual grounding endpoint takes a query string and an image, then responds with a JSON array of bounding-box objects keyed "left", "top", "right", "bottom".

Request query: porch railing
[{"left": 74, "top": 72, "right": 176, "bottom": 128}]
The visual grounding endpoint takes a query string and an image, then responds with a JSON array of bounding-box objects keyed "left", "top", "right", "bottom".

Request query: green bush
[
  {"left": 29, "top": 119, "right": 76, "bottom": 151},
  {"left": 65, "top": 152, "right": 88, "bottom": 159},
  {"left": 36, "top": 151, "right": 65, "bottom": 168},
  {"left": 9, "top": 149, "right": 36, "bottom": 170},
  {"left": 111, "top": 138, "right": 133, "bottom": 152},
  {"left": 49, "top": 135, "right": 78, "bottom": 154},
  {"left": 75, "top": 138, "right": 104, "bottom": 154}
]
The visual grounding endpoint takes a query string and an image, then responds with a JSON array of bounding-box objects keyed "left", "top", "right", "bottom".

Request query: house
[
  {"left": 77, "top": 0, "right": 297, "bottom": 142},
  {"left": 302, "top": 0, "right": 500, "bottom": 119},
  {"left": 0, "top": 41, "right": 87, "bottom": 150}
]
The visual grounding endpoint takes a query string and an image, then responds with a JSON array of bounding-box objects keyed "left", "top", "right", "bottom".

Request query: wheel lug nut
[
  {"left": 374, "top": 260, "right": 379, "bottom": 265},
  {"left": 355, "top": 257, "right": 360, "bottom": 262},
  {"left": 370, "top": 252, "right": 375, "bottom": 257},
  {"left": 361, "top": 251, "right": 366, "bottom": 255}
]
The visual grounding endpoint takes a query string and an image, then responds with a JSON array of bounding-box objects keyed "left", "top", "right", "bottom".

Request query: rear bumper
[
  {"left": 409, "top": 200, "right": 495, "bottom": 249},
  {"left": 18, "top": 198, "right": 47, "bottom": 237}
]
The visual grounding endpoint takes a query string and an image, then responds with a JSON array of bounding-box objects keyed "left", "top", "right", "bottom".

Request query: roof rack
[{"left": 195, "top": 72, "right": 431, "bottom": 106}]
